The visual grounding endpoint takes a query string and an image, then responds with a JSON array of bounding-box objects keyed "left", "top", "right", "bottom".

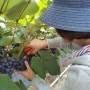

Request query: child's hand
[
  {"left": 25, "top": 39, "right": 48, "bottom": 55},
  {"left": 16, "top": 61, "right": 35, "bottom": 80}
]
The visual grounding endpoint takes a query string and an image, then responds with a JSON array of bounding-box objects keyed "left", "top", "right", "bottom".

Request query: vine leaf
[
  {"left": 31, "top": 56, "right": 46, "bottom": 79},
  {"left": 0, "top": 74, "right": 21, "bottom": 90},
  {"left": 6, "top": 1, "right": 27, "bottom": 20},
  {"left": 31, "top": 50, "right": 60, "bottom": 79},
  {"left": 15, "top": 80, "right": 27, "bottom": 90},
  {"left": 22, "top": 1, "right": 39, "bottom": 17},
  {"left": 3, "top": 36, "right": 13, "bottom": 46},
  {"left": 0, "top": 36, "right": 13, "bottom": 46},
  {"left": 5, "top": 0, "right": 39, "bottom": 20}
]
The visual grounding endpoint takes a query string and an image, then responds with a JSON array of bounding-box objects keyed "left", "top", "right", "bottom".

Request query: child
[{"left": 17, "top": 0, "right": 90, "bottom": 90}]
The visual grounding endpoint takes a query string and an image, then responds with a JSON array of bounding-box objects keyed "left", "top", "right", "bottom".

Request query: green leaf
[
  {"left": 10, "top": 47, "right": 21, "bottom": 57},
  {"left": 3, "top": 36, "right": 13, "bottom": 46},
  {"left": 40, "top": 0, "right": 49, "bottom": 6},
  {"left": 0, "top": 36, "right": 13, "bottom": 46},
  {"left": 31, "top": 57, "right": 46, "bottom": 79},
  {"left": 20, "top": 29, "right": 27, "bottom": 39},
  {"left": 15, "top": 80, "right": 27, "bottom": 90},
  {"left": 35, "top": 19, "right": 42, "bottom": 25},
  {"left": 2, "top": 28, "right": 12, "bottom": 35},
  {"left": 45, "top": 58, "right": 60, "bottom": 75},
  {"left": 6, "top": 1, "right": 27, "bottom": 20},
  {"left": 30, "top": 26, "right": 39, "bottom": 35},
  {"left": 38, "top": 51, "right": 60, "bottom": 75},
  {"left": 0, "top": 74, "right": 20, "bottom": 90},
  {"left": 31, "top": 50, "right": 60, "bottom": 79},
  {"left": 22, "top": 1, "right": 39, "bottom": 17},
  {"left": 58, "top": 49, "right": 66, "bottom": 58},
  {"left": 0, "top": 0, "right": 24, "bottom": 14},
  {"left": 19, "top": 80, "right": 27, "bottom": 90},
  {"left": 14, "top": 33, "right": 22, "bottom": 43},
  {"left": 38, "top": 0, "right": 47, "bottom": 10},
  {"left": 0, "top": 38, "right": 4, "bottom": 46}
]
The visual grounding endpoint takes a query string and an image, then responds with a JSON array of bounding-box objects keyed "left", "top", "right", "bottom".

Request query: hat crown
[
  {"left": 54, "top": 0, "right": 90, "bottom": 2},
  {"left": 40, "top": 0, "right": 90, "bottom": 32},
  {"left": 53, "top": 0, "right": 90, "bottom": 8}
]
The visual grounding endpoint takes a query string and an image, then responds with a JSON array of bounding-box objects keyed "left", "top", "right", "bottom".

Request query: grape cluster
[{"left": 0, "top": 57, "right": 30, "bottom": 75}]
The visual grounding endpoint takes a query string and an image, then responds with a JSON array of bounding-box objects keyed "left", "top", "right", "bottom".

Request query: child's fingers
[{"left": 25, "top": 61, "right": 31, "bottom": 70}]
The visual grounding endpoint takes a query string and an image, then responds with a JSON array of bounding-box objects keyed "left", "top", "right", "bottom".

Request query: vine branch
[
  {"left": 18, "top": 25, "right": 35, "bottom": 57},
  {"left": 3, "top": 0, "right": 9, "bottom": 13},
  {"left": 0, "top": 0, "right": 6, "bottom": 14},
  {"left": 16, "top": 0, "right": 31, "bottom": 23},
  {"left": 6, "top": 22, "right": 18, "bottom": 52}
]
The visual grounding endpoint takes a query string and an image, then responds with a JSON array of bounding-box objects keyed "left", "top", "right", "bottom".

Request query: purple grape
[
  {"left": 2, "top": 63, "right": 6, "bottom": 67},
  {"left": 6, "top": 69, "right": 11, "bottom": 73}
]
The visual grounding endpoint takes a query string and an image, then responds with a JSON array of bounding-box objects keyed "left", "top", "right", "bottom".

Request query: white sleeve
[
  {"left": 47, "top": 37, "right": 81, "bottom": 50},
  {"left": 31, "top": 75, "right": 54, "bottom": 90}
]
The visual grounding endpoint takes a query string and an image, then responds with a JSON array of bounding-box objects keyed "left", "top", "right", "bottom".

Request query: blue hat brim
[{"left": 40, "top": 4, "right": 90, "bottom": 32}]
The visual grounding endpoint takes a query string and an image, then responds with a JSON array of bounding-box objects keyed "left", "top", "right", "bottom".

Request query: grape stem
[{"left": 0, "top": 0, "right": 6, "bottom": 14}]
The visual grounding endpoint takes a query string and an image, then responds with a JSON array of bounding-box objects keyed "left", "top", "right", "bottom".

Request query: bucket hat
[{"left": 40, "top": 0, "right": 90, "bottom": 32}]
